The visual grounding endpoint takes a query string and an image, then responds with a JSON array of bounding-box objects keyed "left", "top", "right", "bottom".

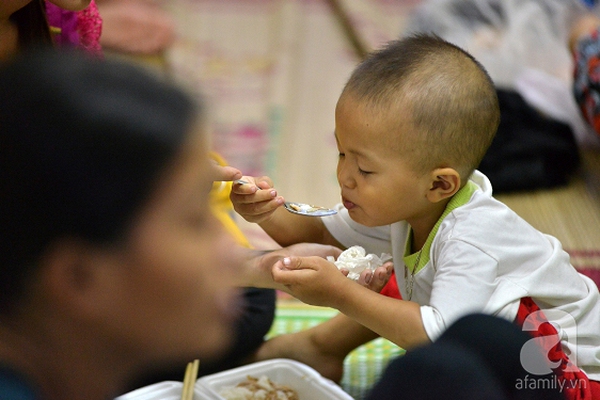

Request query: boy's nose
[{"left": 337, "top": 166, "right": 356, "bottom": 189}]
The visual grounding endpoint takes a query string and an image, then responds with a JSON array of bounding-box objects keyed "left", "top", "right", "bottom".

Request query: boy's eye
[
  {"left": 358, "top": 168, "right": 372, "bottom": 176},
  {"left": 338, "top": 152, "right": 345, "bottom": 158}
]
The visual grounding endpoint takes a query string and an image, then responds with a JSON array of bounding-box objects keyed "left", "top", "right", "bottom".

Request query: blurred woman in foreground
[{"left": 0, "top": 48, "right": 258, "bottom": 400}]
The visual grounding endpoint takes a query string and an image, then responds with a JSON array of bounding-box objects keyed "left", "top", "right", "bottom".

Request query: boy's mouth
[{"left": 342, "top": 198, "right": 356, "bottom": 210}]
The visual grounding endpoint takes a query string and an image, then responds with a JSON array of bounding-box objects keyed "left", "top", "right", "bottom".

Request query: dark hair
[
  {"left": 0, "top": 49, "right": 198, "bottom": 312},
  {"left": 342, "top": 33, "right": 500, "bottom": 180},
  {"left": 9, "top": 0, "right": 53, "bottom": 49}
]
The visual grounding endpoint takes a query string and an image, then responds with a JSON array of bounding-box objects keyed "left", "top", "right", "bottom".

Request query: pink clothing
[
  {"left": 45, "top": 3, "right": 79, "bottom": 47},
  {"left": 45, "top": 0, "right": 103, "bottom": 55},
  {"left": 76, "top": 0, "right": 102, "bottom": 54}
]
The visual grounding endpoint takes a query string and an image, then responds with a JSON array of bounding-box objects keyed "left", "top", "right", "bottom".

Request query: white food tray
[
  {"left": 197, "top": 358, "right": 353, "bottom": 399},
  {"left": 114, "top": 380, "right": 211, "bottom": 400},
  {"left": 115, "top": 359, "right": 353, "bottom": 400}
]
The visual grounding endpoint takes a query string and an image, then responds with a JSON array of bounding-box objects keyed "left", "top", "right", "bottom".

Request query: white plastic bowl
[
  {"left": 115, "top": 359, "right": 353, "bottom": 400},
  {"left": 114, "top": 380, "right": 213, "bottom": 400},
  {"left": 197, "top": 359, "right": 353, "bottom": 400}
]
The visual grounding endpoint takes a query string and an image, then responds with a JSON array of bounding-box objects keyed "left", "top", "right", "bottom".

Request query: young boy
[{"left": 231, "top": 34, "right": 600, "bottom": 397}]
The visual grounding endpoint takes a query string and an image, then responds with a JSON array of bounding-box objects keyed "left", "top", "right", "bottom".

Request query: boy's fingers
[
  {"left": 375, "top": 264, "right": 393, "bottom": 287},
  {"left": 274, "top": 256, "right": 324, "bottom": 273},
  {"left": 232, "top": 179, "right": 260, "bottom": 194},
  {"left": 231, "top": 182, "right": 281, "bottom": 203},
  {"left": 271, "top": 257, "right": 306, "bottom": 285},
  {"left": 357, "top": 263, "right": 393, "bottom": 292},
  {"left": 255, "top": 176, "right": 274, "bottom": 189},
  {"left": 357, "top": 270, "right": 373, "bottom": 286},
  {"left": 382, "top": 262, "right": 394, "bottom": 275},
  {"left": 279, "top": 257, "right": 301, "bottom": 271}
]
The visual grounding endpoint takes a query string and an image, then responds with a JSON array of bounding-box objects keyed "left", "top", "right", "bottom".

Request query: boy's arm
[
  {"left": 272, "top": 256, "right": 430, "bottom": 350},
  {"left": 230, "top": 177, "right": 343, "bottom": 247}
]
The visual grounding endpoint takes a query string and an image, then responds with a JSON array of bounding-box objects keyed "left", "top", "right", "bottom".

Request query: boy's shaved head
[{"left": 341, "top": 34, "right": 500, "bottom": 180}]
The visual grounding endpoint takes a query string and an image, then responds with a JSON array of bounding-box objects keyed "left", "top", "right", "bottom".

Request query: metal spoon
[{"left": 234, "top": 180, "right": 337, "bottom": 217}]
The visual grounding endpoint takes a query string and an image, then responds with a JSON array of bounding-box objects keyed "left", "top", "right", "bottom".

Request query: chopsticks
[{"left": 181, "top": 359, "right": 199, "bottom": 400}]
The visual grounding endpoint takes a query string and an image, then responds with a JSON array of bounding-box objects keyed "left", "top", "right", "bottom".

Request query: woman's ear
[
  {"left": 426, "top": 168, "right": 461, "bottom": 203},
  {"left": 38, "top": 239, "right": 121, "bottom": 317}
]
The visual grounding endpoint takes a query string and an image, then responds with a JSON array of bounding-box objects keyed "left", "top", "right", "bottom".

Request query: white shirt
[{"left": 323, "top": 170, "right": 600, "bottom": 380}]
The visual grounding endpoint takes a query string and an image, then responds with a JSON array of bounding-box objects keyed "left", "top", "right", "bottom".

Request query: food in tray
[
  {"left": 328, "top": 245, "right": 392, "bottom": 281},
  {"left": 218, "top": 375, "right": 299, "bottom": 400}
]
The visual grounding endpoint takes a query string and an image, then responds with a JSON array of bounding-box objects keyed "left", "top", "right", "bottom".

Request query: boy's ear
[{"left": 426, "top": 168, "right": 461, "bottom": 203}]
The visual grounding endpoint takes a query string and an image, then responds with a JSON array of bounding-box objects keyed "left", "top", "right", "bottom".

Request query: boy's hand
[
  {"left": 230, "top": 176, "right": 285, "bottom": 223},
  {"left": 357, "top": 261, "right": 393, "bottom": 293},
  {"left": 271, "top": 256, "right": 356, "bottom": 308}
]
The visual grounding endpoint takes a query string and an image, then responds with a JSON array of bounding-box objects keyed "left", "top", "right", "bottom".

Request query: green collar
[{"left": 403, "top": 181, "right": 477, "bottom": 274}]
